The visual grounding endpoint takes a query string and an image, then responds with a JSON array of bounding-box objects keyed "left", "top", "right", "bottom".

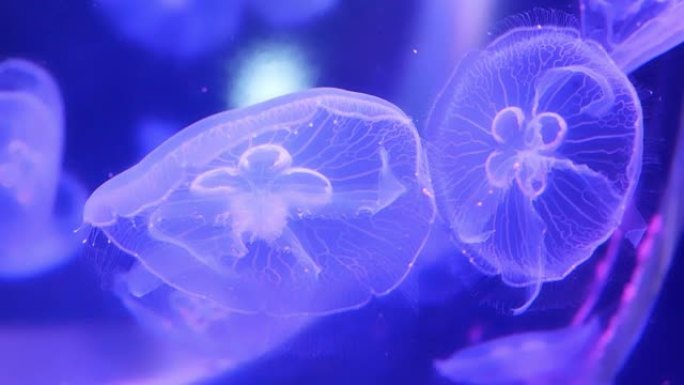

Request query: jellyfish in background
[
  {"left": 248, "top": 0, "right": 338, "bottom": 28},
  {"left": 96, "top": 0, "right": 243, "bottom": 59},
  {"left": 84, "top": 88, "right": 435, "bottom": 316},
  {"left": 581, "top": 0, "right": 684, "bottom": 72},
  {"left": 0, "top": 59, "right": 85, "bottom": 278},
  {"left": 111, "top": 273, "right": 312, "bottom": 383},
  {"left": 425, "top": 26, "right": 643, "bottom": 312}
]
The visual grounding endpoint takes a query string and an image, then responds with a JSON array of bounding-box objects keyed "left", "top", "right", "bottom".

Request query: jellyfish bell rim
[
  {"left": 424, "top": 24, "right": 644, "bottom": 291},
  {"left": 83, "top": 87, "right": 416, "bottom": 227}
]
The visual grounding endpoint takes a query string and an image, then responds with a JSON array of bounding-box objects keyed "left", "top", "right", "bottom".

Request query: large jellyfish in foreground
[
  {"left": 0, "top": 59, "right": 84, "bottom": 278},
  {"left": 84, "top": 88, "right": 435, "bottom": 316},
  {"left": 425, "top": 25, "right": 642, "bottom": 312}
]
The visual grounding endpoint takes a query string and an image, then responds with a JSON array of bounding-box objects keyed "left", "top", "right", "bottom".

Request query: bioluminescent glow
[{"left": 228, "top": 41, "right": 316, "bottom": 108}]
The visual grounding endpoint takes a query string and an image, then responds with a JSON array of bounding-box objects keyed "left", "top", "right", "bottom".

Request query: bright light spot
[{"left": 228, "top": 41, "right": 316, "bottom": 108}]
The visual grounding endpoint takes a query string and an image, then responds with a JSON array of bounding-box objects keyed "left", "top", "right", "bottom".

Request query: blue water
[{"left": 1, "top": 0, "right": 682, "bottom": 384}]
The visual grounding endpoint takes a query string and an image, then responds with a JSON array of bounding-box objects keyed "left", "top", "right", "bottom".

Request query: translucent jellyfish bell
[
  {"left": 425, "top": 26, "right": 642, "bottom": 311},
  {"left": 0, "top": 59, "right": 85, "bottom": 278},
  {"left": 84, "top": 88, "right": 435, "bottom": 315},
  {"left": 96, "top": 0, "right": 243, "bottom": 59}
]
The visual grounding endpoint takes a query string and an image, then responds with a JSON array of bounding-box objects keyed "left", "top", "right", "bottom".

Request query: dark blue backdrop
[{"left": 0, "top": 0, "right": 681, "bottom": 384}]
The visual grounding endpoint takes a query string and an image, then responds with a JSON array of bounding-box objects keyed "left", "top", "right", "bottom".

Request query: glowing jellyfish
[
  {"left": 96, "top": 0, "right": 243, "bottom": 59},
  {"left": 436, "top": 113, "right": 684, "bottom": 384},
  {"left": 112, "top": 272, "right": 312, "bottom": 382},
  {"left": 0, "top": 59, "right": 85, "bottom": 278},
  {"left": 436, "top": 319, "right": 601, "bottom": 384},
  {"left": 249, "top": 0, "right": 338, "bottom": 27},
  {"left": 425, "top": 26, "right": 642, "bottom": 312},
  {"left": 581, "top": 0, "right": 684, "bottom": 72},
  {"left": 84, "top": 88, "right": 435, "bottom": 315}
]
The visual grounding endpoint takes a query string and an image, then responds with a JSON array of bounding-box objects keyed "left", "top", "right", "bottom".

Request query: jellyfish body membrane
[
  {"left": 425, "top": 26, "right": 642, "bottom": 311},
  {"left": 581, "top": 0, "right": 684, "bottom": 72},
  {"left": 113, "top": 275, "right": 312, "bottom": 382},
  {"left": 84, "top": 88, "right": 435, "bottom": 316},
  {"left": 0, "top": 59, "right": 85, "bottom": 278},
  {"left": 97, "top": 0, "right": 243, "bottom": 59}
]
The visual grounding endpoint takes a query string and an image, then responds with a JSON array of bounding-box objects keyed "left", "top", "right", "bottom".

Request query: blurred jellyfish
[
  {"left": 96, "top": 0, "right": 243, "bottom": 59},
  {"left": 249, "top": 0, "right": 338, "bottom": 28},
  {"left": 112, "top": 271, "right": 312, "bottom": 382},
  {"left": 581, "top": 0, "right": 684, "bottom": 72},
  {"left": 436, "top": 319, "right": 602, "bottom": 384},
  {"left": 228, "top": 40, "right": 317, "bottom": 108},
  {"left": 0, "top": 59, "right": 86, "bottom": 278},
  {"left": 425, "top": 26, "right": 643, "bottom": 313},
  {"left": 84, "top": 88, "right": 435, "bottom": 316}
]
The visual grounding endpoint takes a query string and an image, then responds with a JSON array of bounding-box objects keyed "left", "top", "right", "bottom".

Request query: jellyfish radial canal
[{"left": 426, "top": 26, "right": 642, "bottom": 311}]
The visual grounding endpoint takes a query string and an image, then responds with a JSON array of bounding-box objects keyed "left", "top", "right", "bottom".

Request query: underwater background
[{"left": 1, "top": 0, "right": 683, "bottom": 384}]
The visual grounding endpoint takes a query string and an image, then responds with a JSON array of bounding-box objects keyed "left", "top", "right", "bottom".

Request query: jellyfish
[
  {"left": 425, "top": 26, "right": 643, "bottom": 312},
  {"left": 96, "top": 0, "right": 243, "bottom": 59},
  {"left": 436, "top": 112, "right": 684, "bottom": 384},
  {"left": 581, "top": 0, "right": 684, "bottom": 72},
  {"left": 0, "top": 59, "right": 86, "bottom": 278},
  {"left": 435, "top": 319, "right": 602, "bottom": 385},
  {"left": 248, "top": 0, "right": 338, "bottom": 28},
  {"left": 113, "top": 272, "right": 312, "bottom": 382},
  {"left": 84, "top": 88, "right": 435, "bottom": 316}
]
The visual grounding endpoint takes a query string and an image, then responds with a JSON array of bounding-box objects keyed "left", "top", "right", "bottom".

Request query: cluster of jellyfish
[{"left": 3, "top": 0, "right": 684, "bottom": 383}]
